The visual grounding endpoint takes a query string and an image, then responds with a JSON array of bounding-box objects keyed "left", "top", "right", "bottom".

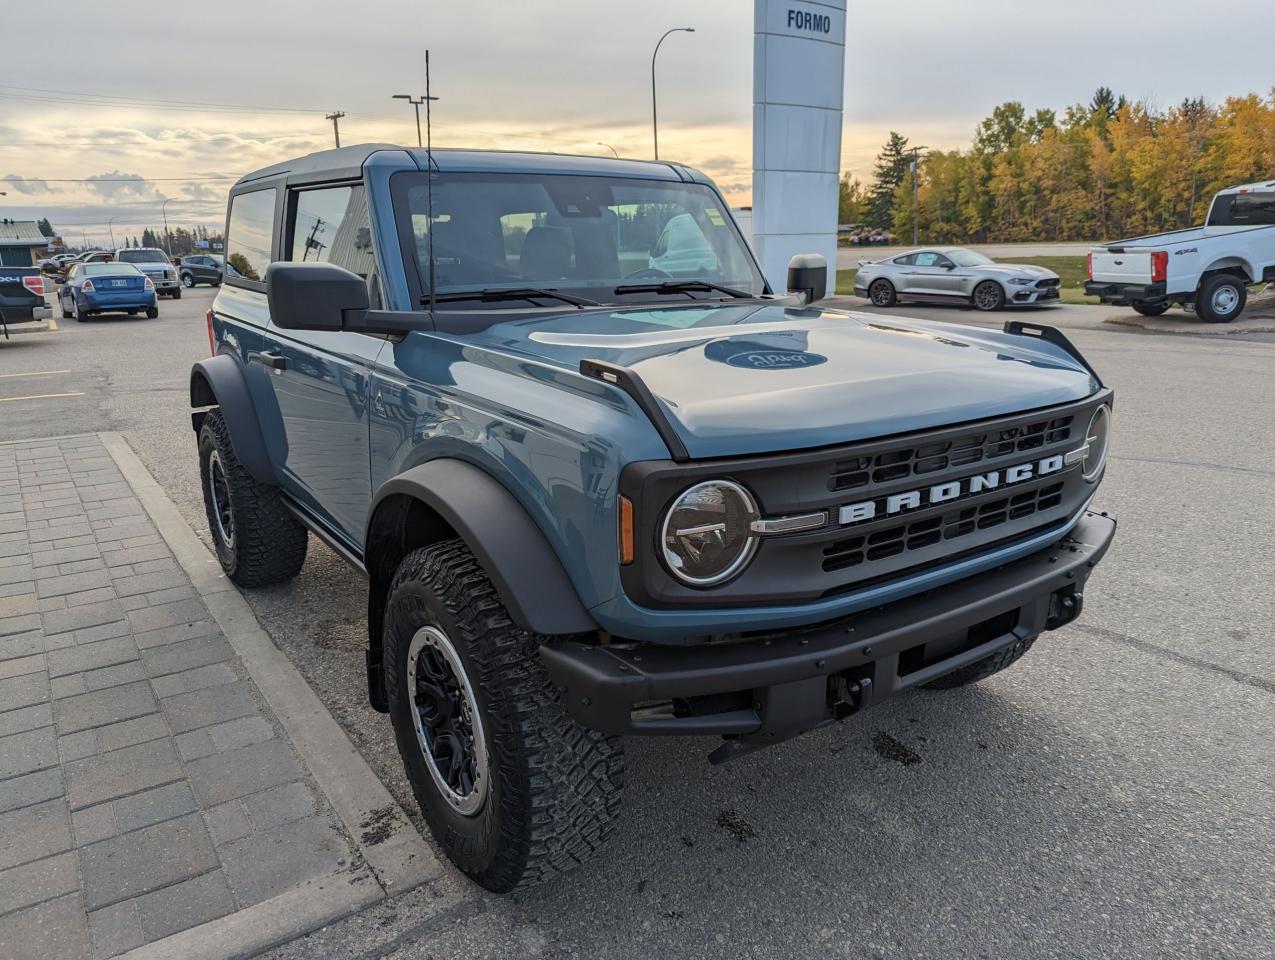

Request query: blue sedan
[{"left": 59, "top": 262, "right": 158, "bottom": 321}]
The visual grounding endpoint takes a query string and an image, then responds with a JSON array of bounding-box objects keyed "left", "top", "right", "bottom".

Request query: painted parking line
[
  {"left": 0, "top": 391, "right": 85, "bottom": 402},
  {"left": 0, "top": 369, "right": 72, "bottom": 379}
]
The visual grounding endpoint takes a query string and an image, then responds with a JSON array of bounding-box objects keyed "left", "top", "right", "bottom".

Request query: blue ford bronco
[{"left": 191, "top": 145, "right": 1115, "bottom": 890}]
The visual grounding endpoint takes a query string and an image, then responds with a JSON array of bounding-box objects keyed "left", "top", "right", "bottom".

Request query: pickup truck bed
[{"left": 0, "top": 266, "right": 51, "bottom": 336}]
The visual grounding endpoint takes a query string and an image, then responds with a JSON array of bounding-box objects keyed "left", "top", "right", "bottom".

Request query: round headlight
[
  {"left": 660, "top": 480, "right": 759, "bottom": 586},
  {"left": 1083, "top": 405, "right": 1111, "bottom": 481}
]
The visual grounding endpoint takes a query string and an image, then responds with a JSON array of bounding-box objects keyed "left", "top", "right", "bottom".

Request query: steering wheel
[{"left": 622, "top": 267, "right": 672, "bottom": 280}]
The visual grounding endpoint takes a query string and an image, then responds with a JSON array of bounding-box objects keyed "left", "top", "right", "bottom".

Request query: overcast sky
[{"left": 4, "top": 0, "right": 1273, "bottom": 246}]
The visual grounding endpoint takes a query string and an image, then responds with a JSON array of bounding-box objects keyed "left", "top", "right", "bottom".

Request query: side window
[
  {"left": 934, "top": 255, "right": 955, "bottom": 269},
  {"left": 289, "top": 185, "right": 375, "bottom": 278},
  {"left": 225, "top": 188, "right": 276, "bottom": 283},
  {"left": 892, "top": 254, "right": 914, "bottom": 265},
  {"left": 914, "top": 252, "right": 939, "bottom": 267}
]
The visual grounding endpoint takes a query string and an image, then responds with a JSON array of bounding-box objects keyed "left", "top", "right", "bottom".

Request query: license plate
[{"left": 112, "top": 280, "right": 127, "bottom": 287}]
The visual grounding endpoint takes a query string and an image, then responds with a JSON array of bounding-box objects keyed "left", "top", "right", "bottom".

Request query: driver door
[{"left": 906, "top": 251, "right": 954, "bottom": 297}]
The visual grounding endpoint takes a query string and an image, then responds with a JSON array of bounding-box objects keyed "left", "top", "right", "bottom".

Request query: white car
[
  {"left": 1086, "top": 181, "right": 1275, "bottom": 323},
  {"left": 854, "top": 247, "right": 1060, "bottom": 311},
  {"left": 649, "top": 213, "right": 718, "bottom": 274}
]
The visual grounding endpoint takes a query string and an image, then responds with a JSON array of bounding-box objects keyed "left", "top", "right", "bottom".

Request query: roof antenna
[{"left": 424, "top": 49, "right": 439, "bottom": 319}]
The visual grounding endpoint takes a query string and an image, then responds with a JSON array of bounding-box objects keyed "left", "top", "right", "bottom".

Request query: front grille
[
  {"left": 823, "top": 481, "right": 1065, "bottom": 572},
  {"left": 830, "top": 415, "right": 1073, "bottom": 492},
  {"left": 1035, "top": 278, "right": 1060, "bottom": 289}
]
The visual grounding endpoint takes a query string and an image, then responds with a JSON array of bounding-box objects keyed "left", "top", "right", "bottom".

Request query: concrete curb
[
  {"left": 116, "top": 869, "right": 383, "bottom": 960},
  {"left": 98, "top": 432, "right": 443, "bottom": 951}
]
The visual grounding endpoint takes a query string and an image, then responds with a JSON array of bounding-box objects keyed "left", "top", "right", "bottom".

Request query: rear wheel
[
  {"left": 384, "top": 540, "right": 624, "bottom": 892},
  {"left": 71, "top": 297, "right": 82, "bottom": 322},
  {"left": 868, "top": 278, "right": 897, "bottom": 307},
  {"left": 922, "top": 635, "right": 1037, "bottom": 690},
  {"left": 61, "top": 295, "right": 71, "bottom": 320},
  {"left": 1131, "top": 301, "right": 1170, "bottom": 317},
  {"left": 1195, "top": 274, "right": 1246, "bottom": 323},
  {"left": 972, "top": 280, "right": 1005, "bottom": 311},
  {"left": 198, "top": 409, "right": 307, "bottom": 586},
  {"left": 145, "top": 306, "right": 159, "bottom": 319}
]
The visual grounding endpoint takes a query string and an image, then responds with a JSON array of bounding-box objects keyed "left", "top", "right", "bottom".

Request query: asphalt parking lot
[{"left": 3, "top": 287, "right": 1273, "bottom": 959}]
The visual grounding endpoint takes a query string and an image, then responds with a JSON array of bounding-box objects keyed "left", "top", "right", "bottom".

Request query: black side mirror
[
  {"left": 266, "top": 262, "right": 369, "bottom": 332},
  {"left": 786, "top": 253, "right": 828, "bottom": 305}
]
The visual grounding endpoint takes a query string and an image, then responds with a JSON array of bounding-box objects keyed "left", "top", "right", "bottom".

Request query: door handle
[{"left": 254, "top": 350, "right": 287, "bottom": 372}]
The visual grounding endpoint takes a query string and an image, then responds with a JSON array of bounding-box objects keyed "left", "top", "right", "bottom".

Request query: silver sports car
[{"left": 853, "top": 247, "right": 1061, "bottom": 311}]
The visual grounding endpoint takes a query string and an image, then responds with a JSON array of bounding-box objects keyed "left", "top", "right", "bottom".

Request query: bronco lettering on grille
[{"left": 838, "top": 450, "right": 1080, "bottom": 526}]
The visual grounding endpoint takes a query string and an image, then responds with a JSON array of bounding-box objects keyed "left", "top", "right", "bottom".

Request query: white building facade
[{"left": 752, "top": 0, "right": 847, "bottom": 296}]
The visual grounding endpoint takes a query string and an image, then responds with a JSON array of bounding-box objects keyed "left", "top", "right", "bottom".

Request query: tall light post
[
  {"left": 393, "top": 93, "right": 436, "bottom": 148},
  {"left": 162, "top": 198, "right": 177, "bottom": 255},
  {"left": 597, "top": 142, "right": 620, "bottom": 159},
  {"left": 107, "top": 216, "right": 118, "bottom": 250},
  {"left": 651, "top": 27, "right": 694, "bottom": 160}
]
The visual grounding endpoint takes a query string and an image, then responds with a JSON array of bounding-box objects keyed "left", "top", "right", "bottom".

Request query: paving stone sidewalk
[{"left": 0, "top": 436, "right": 354, "bottom": 960}]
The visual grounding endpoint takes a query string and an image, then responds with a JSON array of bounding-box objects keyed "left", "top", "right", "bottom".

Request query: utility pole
[
  {"left": 909, "top": 145, "right": 928, "bottom": 246},
  {"left": 162, "top": 198, "right": 175, "bottom": 255},
  {"left": 301, "top": 217, "right": 326, "bottom": 261},
  {"left": 651, "top": 27, "right": 694, "bottom": 160},
  {"left": 107, "top": 216, "right": 118, "bottom": 250},
  {"left": 325, "top": 111, "right": 345, "bottom": 148}
]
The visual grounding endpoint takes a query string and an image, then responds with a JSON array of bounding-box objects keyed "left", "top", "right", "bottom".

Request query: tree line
[{"left": 840, "top": 87, "right": 1275, "bottom": 243}]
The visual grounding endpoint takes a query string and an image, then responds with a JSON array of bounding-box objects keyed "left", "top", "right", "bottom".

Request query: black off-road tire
[
  {"left": 972, "top": 280, "right": 1006, "bottom": 312},
  {"left": 171, "top": 288, "right": 182, "bottom": 300},
  {"left": 921, "top": 634, "right": 1037, "bottom": 690},
  {"left": 197, "top": 409, "right": 307, "bottom": 587},
  {"left": 868, "top": 278, "right": 897, "bottom": 307},
  {"left": 383, "top": 540, "right": 624, "bottom": 892},
  {"left": 1131, "top": 301, "right": 1169, "bottom": 317},
  {"left": 1195, "top": 273, "right": 1246, "bottom": 323}
]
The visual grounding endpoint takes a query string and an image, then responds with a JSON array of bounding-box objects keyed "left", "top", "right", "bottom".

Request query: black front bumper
[
  {"left": 541, "top": 512, "right": 1116, "bottom": 758},
  {"left": 1085, "top": 281, "right": 1166, "bottom": 304}
]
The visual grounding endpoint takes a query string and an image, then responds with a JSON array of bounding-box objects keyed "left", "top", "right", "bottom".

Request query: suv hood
[{"left": 456, "top": 301, "right": 1098, "bottom": 458}]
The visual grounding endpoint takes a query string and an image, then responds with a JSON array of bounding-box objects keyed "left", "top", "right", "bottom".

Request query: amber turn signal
[{"left": 618, "top": 495, "right": 635, "bottom": 565}]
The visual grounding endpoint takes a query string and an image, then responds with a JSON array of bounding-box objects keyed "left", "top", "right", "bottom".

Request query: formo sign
[
  {"left": 753, "top": 1, "right": 846, "bottom": 298},
  {"left": 786, "top": 8, "right": 832, "bottom": 33}
]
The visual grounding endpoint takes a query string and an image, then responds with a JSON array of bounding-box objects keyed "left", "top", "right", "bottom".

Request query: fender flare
[
  {"left": 368, "top": 459, "right": 596, "bottom": 635},
  {"left": 189, "top": 355, "right": 275, "bottom": 485}
]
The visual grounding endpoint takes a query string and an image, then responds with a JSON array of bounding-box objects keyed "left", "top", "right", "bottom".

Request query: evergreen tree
[
  {"left": 36, "top": 218, "right": 54, "bottom": 237},
  {"left": 867, "top": 132, "right": 911, "bottom": 229}
]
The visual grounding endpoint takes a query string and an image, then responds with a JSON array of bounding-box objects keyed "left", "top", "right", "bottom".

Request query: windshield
[
  {"left": 946, "top": 249, "right": 994, "bottom": 267},
  {"left": 395, "top": 172, "right": 764, "bottom": 306},
  {"left": 118, "top": 250, "right": 170, "bottom": 264}
]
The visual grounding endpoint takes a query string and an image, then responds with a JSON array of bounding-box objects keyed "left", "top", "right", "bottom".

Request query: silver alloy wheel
[
  {"left": 205, "top": 449, "right": 235, "bottom": 549},
  {"left": 1211, "top": 283, "right": 1239, "bottom": 316},
  {"left": 406, "top": 625, "right": 489, "bottom": 817},
  {"left": 973, "top": 282, "right": 1002, "bottom": 311},
  {"left": 869, "top": 280, "right": 893, "bottom": 305},
  {"left": 182, "top": 274, "right": 194, "bottom": 287}
]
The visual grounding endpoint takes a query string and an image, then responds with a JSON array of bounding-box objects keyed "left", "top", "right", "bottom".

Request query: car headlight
[
  {"left": 1008, "top": 277, "right": 1035, "bottom": 285},
  {"left": 1082, "top": 405, "right": 1111, "bottom": 481},
  {"left": 660, "top": 480, "right": 759, "bottom": 586}
]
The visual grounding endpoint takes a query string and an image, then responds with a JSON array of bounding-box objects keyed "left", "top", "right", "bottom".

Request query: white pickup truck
[{"left": 1085, "top": 181, "right": 1275, "bottom": 322}]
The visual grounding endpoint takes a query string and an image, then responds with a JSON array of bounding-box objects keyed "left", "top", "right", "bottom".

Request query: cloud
[
  {"left": 2, "top": 174, "right": 50, "bottom": 194},
  {"left": 84, "top": 171, "right": 160, "bottom": 200}
]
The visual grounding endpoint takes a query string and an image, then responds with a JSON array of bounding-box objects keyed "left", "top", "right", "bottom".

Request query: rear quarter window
[{"left": 225, "top": 188, "right": 278, "bottom": 284}]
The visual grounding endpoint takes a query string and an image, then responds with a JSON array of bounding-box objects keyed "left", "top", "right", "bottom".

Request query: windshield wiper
[
  {"left": 612, "top": 280, "right": 752, "bottom": 299},
  {"left": 425, "top": 287, "right": 598, "bottom": 308}
]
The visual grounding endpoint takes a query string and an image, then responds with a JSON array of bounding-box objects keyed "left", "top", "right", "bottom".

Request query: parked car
[
  {"left": 179, "top": 253, "right": 223, "bottom": 288},
  {"left": 38, "top": 253, "right": 78, "bottom": 281},
  {"left": 0, "top": 266, "right": 51, "bottom": 336},
  {"left": 59, "top": 262, "right": 158, "bottom": 320},
  {"left": 190, "top": 145, "right": 1115, "bottom": 892},
  {"left": 648, "top": 212, "right": 718, "bottom": 274},
  {"left": 115, "top": 247, "right": 181, "bottom": 299},
  {"left": 855, "top": 247, "right": 1061, "bottom": 310},
  {"left": 1086, "top": 180, "right": 1275, "bottom": 322},
  {"left": 78, "top": 250, "right": 114, "bottom": 265}
]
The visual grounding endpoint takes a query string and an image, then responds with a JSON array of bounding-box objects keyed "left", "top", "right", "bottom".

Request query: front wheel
[
  {"left": 1131, "top": 301, "right": 1170, "bottom": 317},
  {"left": 1195, "top": 274, "right": 1246, "bottom": 323},
  {"left": 181, "top": 273, "right": 195, "bottom": 288},
  {"left": 171, "top": 288, "right": 182, "bottom": 300},
  {"left": 867, "top": 278, "right": 897, "bottom": 307},
  {"left": 197, "top": 409, "right": 307, "bottom": 586},
  {"left": 972, "top": 280, "right": 1005, "bottom": 311},
  {"left": 384, "top": 540, "right": 624, "bottom": 892}
]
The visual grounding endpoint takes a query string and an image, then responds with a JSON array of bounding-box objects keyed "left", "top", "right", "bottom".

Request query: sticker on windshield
[{"left": 705, "top": 208, "right": 725, "bottom": 226}]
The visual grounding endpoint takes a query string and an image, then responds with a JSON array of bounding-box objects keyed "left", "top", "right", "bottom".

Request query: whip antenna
[{"left": 425, "top": 50, "right": 438, "bottom": 318}]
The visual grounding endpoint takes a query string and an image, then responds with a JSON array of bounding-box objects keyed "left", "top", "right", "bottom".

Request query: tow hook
[{"left": 1045, "top": 585, "right": 1083, "bottom": 630}]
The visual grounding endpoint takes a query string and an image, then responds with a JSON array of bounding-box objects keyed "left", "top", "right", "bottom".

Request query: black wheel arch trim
[
  {"left": 367, "top": 459, "right": 597, "bottom": 637},
  {"left": 189, "top": 355, "right": 276, "bottom": 485},
  {"left": 1002, "top": 320, "right": 1104, "bottom": 389}
]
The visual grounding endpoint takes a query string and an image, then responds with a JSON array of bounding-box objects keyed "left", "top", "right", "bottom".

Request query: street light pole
[
  {"left": 909, "top": 145, "right": 928, "bottom": 246},
  {"left": 597, "top": 142, "right": 620, "bottom": 159},
  {"left": 107, "top": 216, "right": 118, "bottom": 250},
  {"left": 162, "top": 198, "right": 174, "bottom": 255},
  {"left": 651, "top": 27, "right": 694, "bottom": 160},
  {"left": 393, "top": 94, "right": 434, "bottom": 148}
]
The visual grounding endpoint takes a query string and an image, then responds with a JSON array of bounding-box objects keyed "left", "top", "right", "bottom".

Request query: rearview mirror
[
  {"left": 786, "top": 253, "right": 828, "bottom": 305},
  {"left": 266, "top": 262, "right": 368, "bottom": 332}
]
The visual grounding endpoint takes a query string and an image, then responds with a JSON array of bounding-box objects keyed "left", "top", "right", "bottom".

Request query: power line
[{"left": 4, "top": 177, "right": 235, "bottom": 183}]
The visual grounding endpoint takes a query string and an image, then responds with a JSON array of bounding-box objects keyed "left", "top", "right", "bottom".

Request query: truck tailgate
[{"left": 1089, "top": 250, "right": 1152, "bottom": 283}]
